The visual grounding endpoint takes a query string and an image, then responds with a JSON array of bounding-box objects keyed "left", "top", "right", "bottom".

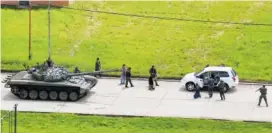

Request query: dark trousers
[
  {"left": 258, "top": 95, "right": 268, "bottom": 106},
  {"left": 220, "top": 91, "right": 225, "bottom": 100},
  {"left": 125, "top": 77, "right": 133, "bottom": 87},
  {"left": 208, "top": 87, "right": 213, "bottom": 98},
  {"left": 194, "top": 90, "right": 201, "bottom": 99}
]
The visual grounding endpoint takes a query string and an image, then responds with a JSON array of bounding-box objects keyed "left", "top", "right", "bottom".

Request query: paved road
[{"left": 1, "top": 73, "right": 271, "bottom": 122}]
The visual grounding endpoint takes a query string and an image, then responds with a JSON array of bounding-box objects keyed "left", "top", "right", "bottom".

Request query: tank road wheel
[
  {"left": 29, "top": 90, "right": 38, "bottom": 100},
  {"left": 49, "top": 91, "right": 58, "bottom": 100},
  {"left": 69, "top": 92, "right": 78, "bottom": 101},
  {"left": 19, "top": 89, "right": 28, "bottom": 99},
  {"left": 39, "top": 90, "right": 48, "bottom": 100},
  {"left": 59, "top": 91, "right": 68, "bottom": 101},
  {"left": 11, "top": 86, "right": 18, "bottom": 94}
]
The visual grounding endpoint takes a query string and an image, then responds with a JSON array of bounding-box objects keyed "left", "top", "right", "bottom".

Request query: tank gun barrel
[{"left": 67, "top": 69, "right": 120, "bottom": 77}]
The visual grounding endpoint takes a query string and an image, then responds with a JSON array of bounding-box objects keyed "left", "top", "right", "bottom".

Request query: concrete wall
[{"left": 1, "top": 0, "right": 71, "bottom": 6}]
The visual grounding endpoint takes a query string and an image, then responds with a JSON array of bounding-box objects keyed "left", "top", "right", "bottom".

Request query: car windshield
[{"left": 194, "top": 69, "right": 204, "bottom": 76}]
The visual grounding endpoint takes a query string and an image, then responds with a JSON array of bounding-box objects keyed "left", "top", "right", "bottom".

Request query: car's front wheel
[{"left": 186, "top": 82, "right": 195, "bottom": 91}]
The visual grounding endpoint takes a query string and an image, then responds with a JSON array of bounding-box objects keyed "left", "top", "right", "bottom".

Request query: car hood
[{"left": 182, "top": 72, "right": 196, "bottom": 81}]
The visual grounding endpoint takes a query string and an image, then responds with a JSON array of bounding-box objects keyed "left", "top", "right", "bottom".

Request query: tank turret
[{"left": 28, "top": 66, "right": 119, "bottom": 82}]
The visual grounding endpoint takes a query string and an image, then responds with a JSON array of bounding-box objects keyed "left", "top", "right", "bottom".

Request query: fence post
[{"left": 14, "top": 104, "right": 18, "bottom": 133}]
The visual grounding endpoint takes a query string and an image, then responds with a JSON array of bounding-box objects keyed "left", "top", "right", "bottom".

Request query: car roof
[{"left": 203, "top": 66, "right": 233, "bottom": 72}]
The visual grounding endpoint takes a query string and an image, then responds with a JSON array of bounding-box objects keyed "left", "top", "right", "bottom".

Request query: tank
[{"left": 2, "top": 66, "right": 119, "bottom": 101}]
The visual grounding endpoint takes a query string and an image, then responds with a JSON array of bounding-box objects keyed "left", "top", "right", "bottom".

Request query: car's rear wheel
[
  {"left": 224, "top": 84, "right": 229, "bottom": 93},
  {"left": 186, "top": 82, "right": 195, "bottom": 91}
]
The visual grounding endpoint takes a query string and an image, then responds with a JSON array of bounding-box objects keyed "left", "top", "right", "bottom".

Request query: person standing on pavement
[
  {"left": 125, "top": 67, "right": 134, "bottom": 88},
  {"left": 256, "top": 85, "right": 268, "bottom": 107},
  {"left": 217, "top": 80, "right": 225, "bottom": 100},
  {"left": 120, "top": 64, "right": 126, "bottom": 84},
  {"left": 94, "top": 58, "right": 101, "bottom": 77},
  {"left": 208, "top": 74, "right": 215, "bottom": 98},
  {"left": 149, "top": 65, "right": 159, "bottom": 86}
]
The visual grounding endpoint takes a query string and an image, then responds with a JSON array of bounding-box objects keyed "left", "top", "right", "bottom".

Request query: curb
[
  {"left": 1, "top": 69, "right": 272, "bottom": 86},
  {"left": 4, "top": 110, "right": 271, "bottom": 123}
]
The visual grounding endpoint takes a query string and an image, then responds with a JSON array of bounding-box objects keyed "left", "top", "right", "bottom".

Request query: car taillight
[{"left": 232, "top": 77, "right": 236, "bottom": 82}]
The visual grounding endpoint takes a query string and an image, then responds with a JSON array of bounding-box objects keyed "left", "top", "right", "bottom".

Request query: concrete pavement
[{"left": 1, "top": 73, "right": 271, "bottom": 122}]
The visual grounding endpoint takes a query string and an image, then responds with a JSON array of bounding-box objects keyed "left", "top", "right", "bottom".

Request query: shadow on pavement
[
  {"left": 76, "top": 91, "right": 95, "bottom": 103},
  {"left": 178, "top": 86, "right": 238, "bottom": 94}
]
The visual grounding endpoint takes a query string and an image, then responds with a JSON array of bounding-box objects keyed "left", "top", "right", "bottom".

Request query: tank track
[{"left": 9, "top": 85, "right": 87, "bottom": 102}]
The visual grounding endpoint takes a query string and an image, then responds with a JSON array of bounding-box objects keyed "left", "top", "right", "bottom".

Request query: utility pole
[
  {"left": 14, "top": 104, "right": 18, "bottom": 133},
  {"left": 28, "top": 4, "right": 32, "bottom": 60},
  {"left": 18, "top": 1, "right": 31, "bottom": 60},
  {"left": 48, "top": 0, "right": 51, "bottom": 59}
]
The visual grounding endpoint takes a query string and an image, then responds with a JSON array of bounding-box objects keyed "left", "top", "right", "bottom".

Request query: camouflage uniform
[
  {"left": 35, "top": 62, "right": 41, "bottom": 70},
  {"left": 74, "top": 67, "right": 80, "bottom": 73},
  {"left": 95, "top": 58, "right": 101, "bottom": 77},
  {"left": 46, "top": 57, "right": 54, "bottom": 67},
  {"left": 125, "top": 68, "right": 134, "bottom": 87},
  {"left": 217, "top": 80, "right": 225, "bottom": 100},
  {"left": 149, "top": 66, "right": 159, "bottom": 86},
  {"left": 256, "top": 86, "right": 268, "bottom": 107},
  {"left": 208, "top": 77, "right": 214, "bottom": 98}
]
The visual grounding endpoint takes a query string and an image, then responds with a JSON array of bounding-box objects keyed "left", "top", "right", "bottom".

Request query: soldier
[
  {"left": 94, "top": 58, "right": 101, "bottom": 77},
  {"left": 74, "top": 66, "right": 80, "bottom": 73},
  {"left": 120, "top": 64, "right": 126, "bottom": 84},
  {"left": 149, "top": 65, "right": 159, "bottom": 86},
  {"left": 215, "top": 74, "right": 220, "bottom": 83},
  {"left": 205, "top": 64, "right": 210, "bottom": 68},
  {"left": 46, "top": 57, "right": 54, "bottom": 67},
  {"left": 35, "top": 62, "right": 41, "bottom": 69},
  {"left": 208, "top": 74, "right": 215, "bottom": 98},
  {"left": 125, "top": 67, "right": 134, "bottom": 88},
  {"left": 256, "top": 85, "right": 268, "bottom": 107},
  {"left": 217, "top": 80, "right": 225, "bottom": 100}
]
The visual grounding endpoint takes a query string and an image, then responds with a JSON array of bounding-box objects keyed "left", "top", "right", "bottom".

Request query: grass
[
  {"left": 1, "top": 1, "right": 272, "bottom": 81},
  {"left": 1, "top": 111, "right": 272, "bottom": 133}
]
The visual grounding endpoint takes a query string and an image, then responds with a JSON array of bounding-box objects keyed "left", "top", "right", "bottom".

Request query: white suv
[{"left": 180, "top": 66, "right": 239, "bottom": 92}]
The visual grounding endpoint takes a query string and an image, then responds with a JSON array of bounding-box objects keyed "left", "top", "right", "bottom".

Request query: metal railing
[{"left": 1, "top": 104, "right": 18, "bottom": 133}]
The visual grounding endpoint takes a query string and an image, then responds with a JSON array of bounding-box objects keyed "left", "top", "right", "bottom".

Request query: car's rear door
[
  {"left": 219, "top": 71, "right": 231, "bottom": 86},
  {"left": 230, "top": 69, "right": 239, "bottom": 85}
]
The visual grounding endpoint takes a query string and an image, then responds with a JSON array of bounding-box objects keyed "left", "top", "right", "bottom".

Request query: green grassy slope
[
  {"left": 1, "top": 111, "right": 272, "bottom": 133},
  {"left": 1, "top": 1, "right": 272, "bottom": 81}
]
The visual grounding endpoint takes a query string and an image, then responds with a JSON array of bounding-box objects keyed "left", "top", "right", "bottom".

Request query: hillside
[{"left": 1, "top": 1, "right": 272, "bottom": 81}]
